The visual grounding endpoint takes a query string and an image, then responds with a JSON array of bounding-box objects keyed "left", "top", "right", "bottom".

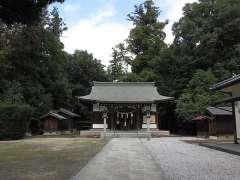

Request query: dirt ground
[{"left": 0, "top": 136, "right": 107, "bottom": 180}]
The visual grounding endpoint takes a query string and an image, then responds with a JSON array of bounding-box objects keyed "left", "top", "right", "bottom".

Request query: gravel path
[{"left": 142, "top": 137, "right": 240, "bottom": 180}]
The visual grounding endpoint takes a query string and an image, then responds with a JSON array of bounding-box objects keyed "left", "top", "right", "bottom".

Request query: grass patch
[{"left": 0, "top": 137, "right": 108, "bottom": 180}]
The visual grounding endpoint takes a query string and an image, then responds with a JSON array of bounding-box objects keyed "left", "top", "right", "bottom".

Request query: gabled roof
[
  {"left": 207, "top": 107, "right": 232, "bottom": 116},
  {"left": 41, "top": 112, "right": 67, "bottom": 120},
  {"left": 58, "top": 108, "right": 80, "bottom": 117},
  {"left": 78, "top": 81, "right": 173, "bottom": 103},
  {"left": 211, "top": 74, "right": 240, "bottom": 90}
]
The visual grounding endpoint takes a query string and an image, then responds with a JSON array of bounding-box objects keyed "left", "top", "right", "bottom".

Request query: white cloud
[
  {"left": 61, "top": 6, "right": 131, "bottom": 66},
  {"left": 61, "top": 1, "right": 199, "bottom": 66},
  {"left": 157, "top": 0, "right": 198, "bottom": 44},
  {"left": 63, "top": 3, "right": 81, "bottom": 13}
]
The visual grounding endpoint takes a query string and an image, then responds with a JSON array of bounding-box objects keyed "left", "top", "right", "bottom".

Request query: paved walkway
[{"left": 75, "top": 138, "right": 164, "bottom": 180}]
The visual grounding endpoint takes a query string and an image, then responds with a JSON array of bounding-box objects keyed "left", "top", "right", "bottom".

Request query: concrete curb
[{"left": 200, "top": 143, "right": 240, "bottom": 156}]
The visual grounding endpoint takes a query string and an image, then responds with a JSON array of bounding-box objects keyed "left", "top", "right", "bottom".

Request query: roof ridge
[{"left": 93, "top": 81, "right": 155, "bottom": 86}]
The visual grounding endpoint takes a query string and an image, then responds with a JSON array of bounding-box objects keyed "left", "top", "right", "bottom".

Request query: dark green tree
[
  {"left": 0, "top": 8, "right": 70, "bottom": 118},
  {"left": 152, "top": 0, "right": 240, "bottom": 98},
  {"left": 127, "top": 0, "right": 168, "bottom": 74},
  {"left": 107, "top": 43, "right": 131, "bottom": 80},
  {"left": 172, "top": 0, "right": 240, "bottom": 84},
  {"left": 67, "top": 50, "right": 108, "bottom": 96},
  {"left": 47, "top": 7, "right": 67, "bottom": 38},
  {"left": 176, "top": 70, "right": 224, "bottom": 122},
  {"left": 0, "top": 0, "right": 64, "bottom": 25}
]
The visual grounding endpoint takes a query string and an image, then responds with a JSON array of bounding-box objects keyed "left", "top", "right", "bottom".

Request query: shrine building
[{"left": 78, "top": 82, "right": 173, "bottom": 132}]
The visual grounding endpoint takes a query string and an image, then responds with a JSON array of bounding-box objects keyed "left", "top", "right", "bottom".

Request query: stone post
[
  {"left": 146, "top": 110, "right": 151, "bottom": 140},
  {"left": 102, "top": 112, "right": 108, "bottom": 138}
]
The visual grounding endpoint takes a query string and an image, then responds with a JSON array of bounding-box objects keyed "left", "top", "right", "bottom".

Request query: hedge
[{"left": 0, "top": 103, "right": 32, "bottom": 140}]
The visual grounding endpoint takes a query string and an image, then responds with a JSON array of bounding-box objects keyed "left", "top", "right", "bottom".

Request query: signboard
[
  {"left": 143, "top": 115, "right": 156, "bottom": 124},
  {"left": 93, "top": 103, "right": 100, "bottom": 112}
]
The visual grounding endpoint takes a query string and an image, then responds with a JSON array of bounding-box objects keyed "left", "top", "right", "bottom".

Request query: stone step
[
  {"left": 103, "top": 132, "right": 151, "bottom": 138},
  {"left": 80, "top": 130, "right": 170, "bottom": 138}
]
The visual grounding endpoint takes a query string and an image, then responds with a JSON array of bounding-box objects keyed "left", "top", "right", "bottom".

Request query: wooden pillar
[
  {"left": 155, "top": 111, "right": 158, "bottom": 130},
  {"left": 232, "top": 101, "right": 238, "bottom": 144},
  {"left": 91, "top": 112, "right": 95, "bottom": 129},
  {"left": 137, "top": 108, "right": 140, "bottom": 133},
  {"left": 110, "top": 108, "right": 114, "bottom": 131}
]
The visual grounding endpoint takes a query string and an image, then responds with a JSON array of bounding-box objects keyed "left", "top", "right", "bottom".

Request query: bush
[
  {"left": 0, "top": 103, "right": 32, "bottom": 140},
  {"left": 29, "top": 119, "right": 42, "bottom": 135}
]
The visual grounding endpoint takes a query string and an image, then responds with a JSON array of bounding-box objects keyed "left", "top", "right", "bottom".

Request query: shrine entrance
[
  {"left": 113, "top": 106, "right": 138, "bottom": 131},
  {"left": 115, "top": 112, "right": 132, "bottom": 130}
]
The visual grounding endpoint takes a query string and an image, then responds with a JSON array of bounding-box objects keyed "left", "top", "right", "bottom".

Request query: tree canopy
[
  {"left": 1, "top": 0, "right": 240, "bottom": 133},
  {"left": 127, "top": 0, "right": 168, "bottom": 74},
  {"left": 107, "top": 0, "right": 240, "bottom": 125},
  {"left": 0, "top": 7, "right": 108, "bottom": 126},
  {"left": 176, "top": 70, "right": 223, "bottom": 122},
  {"left": 0, "top": 0, "right": 64, "bottom": 25}
]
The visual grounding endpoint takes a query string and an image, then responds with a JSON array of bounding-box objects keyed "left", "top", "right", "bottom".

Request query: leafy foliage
[
  {"left": 1, "top": 0, "right": 240, "bottom": 135},
  {"left": 107, "top": 43, "right": 130, "bottom": 81},
  {"left": 0, "top": 0, "right": 64, "bottom": 25},
  {"left": 170, "top": 0, "right": 240, "bottom": 92},
  {"left": 0, "top": 7, "right": 108, "bottom": 136},
  {"left": 0, "top": 103, "right": 33, "bottom": 140},
  {"left": 67, "top": 50, "right": 108, "bottom": 97},
  {"left": 107, "top": 0, "right": 240, "bottom": 127},
  {"left": 127, "top": 0, "right": 168, "bottom": 74},
  {"left": 176, "top": 70, "right": 224, "bottom": 122}
]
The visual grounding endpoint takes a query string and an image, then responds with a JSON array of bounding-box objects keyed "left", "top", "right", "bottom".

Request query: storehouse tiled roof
[
  {"left": 211, "top": 74, "right": 240, "bottom": 90},
  {"left": 207, "top": 107, "right": 232, "bottom": 116},
  {"left": 41, "top": 112, "right": 67, "bottom": 120},
  {"left": 59, "top": 108, "right": 80, "bottom": 117}
]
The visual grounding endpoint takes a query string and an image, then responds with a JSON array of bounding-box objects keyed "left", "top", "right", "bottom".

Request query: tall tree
[
  {"left": 47, "top": 7, "right": 67, "bottom": 38},
  {"left": 108, "top": 43, "right": 130, "bottom": 80},
  {"left": 0, "top": 8, "right": 70, "bottom": 118},
  {"left": 127, "top": 0, "right": 168, "bottom": 74},
  {"left": 172, "top": 0, "right": 240, "bottom": 82},
  {"left": 152, "top": 0, "right": 240, "bottom": 98}
]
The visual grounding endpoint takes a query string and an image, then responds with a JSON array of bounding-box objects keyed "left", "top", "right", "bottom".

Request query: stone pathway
[{"left": 74, "top": 138, "right": 164, "bottom": 180}]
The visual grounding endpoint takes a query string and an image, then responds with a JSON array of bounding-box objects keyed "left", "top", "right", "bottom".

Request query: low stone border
[{"left": 200, "top": 143, "right": 240, "bottom": 156}]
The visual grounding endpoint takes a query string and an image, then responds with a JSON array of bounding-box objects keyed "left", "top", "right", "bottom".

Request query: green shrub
[
  {"left": 0, "top": 103, "right": 32, "bottom": 140},
  {"left": 29, "top": 119, "right": 42, "bottom": 135}
]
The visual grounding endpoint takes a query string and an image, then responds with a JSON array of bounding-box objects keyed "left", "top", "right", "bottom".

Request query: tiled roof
[
  {"left": 59, "top": 108, "right": 80, "bottom": 117},
  {"left": 207, "top": 107, "right": 232, "bottom": 116},
  {"left": 41, "top": 112, "right": 67, "bottom": 120},
  {"left": 211, "top": 74, "right": 240, "bottom": 90},
  {"left": 78, "top": 81, "right": 174, "bottom": 103}
]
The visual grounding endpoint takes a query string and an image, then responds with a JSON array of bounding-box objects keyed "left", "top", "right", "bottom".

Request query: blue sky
[{"left": 49, "top": 0, "right": 197, "bottom": 66}]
